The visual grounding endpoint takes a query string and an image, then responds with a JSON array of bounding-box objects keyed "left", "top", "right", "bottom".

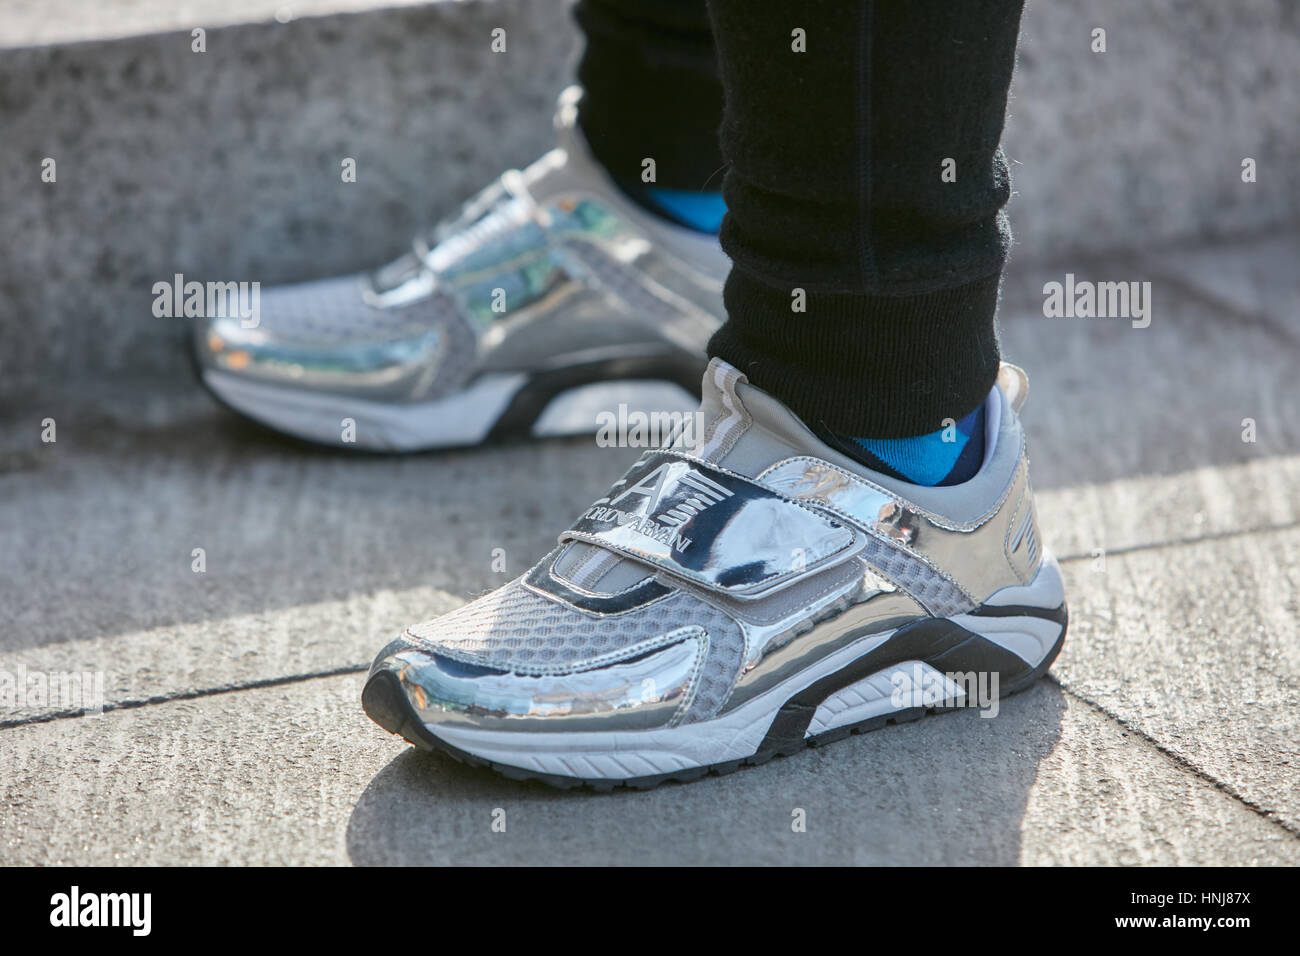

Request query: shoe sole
[
  {"left": 362, "top": 565, "right": 1069, "bottom": 791},
  {"left": 196, "top": 352, "right": 704, "bottom": 453}
]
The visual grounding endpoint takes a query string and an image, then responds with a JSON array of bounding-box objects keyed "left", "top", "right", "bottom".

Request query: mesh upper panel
[
  {"left": 406, "top": 577, "right": 745, "bottom": 713},
  {"left": 254, "top": 275, "right": 461, "bottom": 346},
  {"left": 861, "top": 535, "right": 973, "bottom": 617},
  {"left": 677, "top": 608, "right": 746, "bottom": 725}
]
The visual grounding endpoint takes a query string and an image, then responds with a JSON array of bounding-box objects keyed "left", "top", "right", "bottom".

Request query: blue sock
[
  {"left": 615, "top": 181, "right": 727, "bottom": 234},
  {"left": 642, "top": 188, "right": 727, "bottom": 233},
  {"left": 849, "top": 403, "right": 987, "bottom": 487}
]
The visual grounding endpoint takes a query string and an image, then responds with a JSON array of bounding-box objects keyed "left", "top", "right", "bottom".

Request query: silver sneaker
[
  {"left": 193, "top": 88, "right": 728, "bottom": 451},
  {"left": 362, "top": 359, "right": 1068, "bottom": 789}
]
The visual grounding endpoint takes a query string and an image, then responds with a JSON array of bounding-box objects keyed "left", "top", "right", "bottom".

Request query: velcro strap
[{"left": 559, "top": 451, "right": 856, "bottom": 599}]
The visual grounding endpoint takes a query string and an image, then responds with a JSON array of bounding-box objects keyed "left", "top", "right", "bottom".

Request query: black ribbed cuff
[
  {"left": 574, "top": 0, "right": 725, "bottom": 191},
  {"left": 708, "top": 269, "right": 1002, "bottom": 438}
]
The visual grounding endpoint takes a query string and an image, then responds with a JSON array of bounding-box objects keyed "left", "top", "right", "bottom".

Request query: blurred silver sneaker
[
  {"left": 361, "top": 359, "right": 1068, "bottom": 789},
  {"left": 193, "top": 88, "right": 727, "bottom": 451}
]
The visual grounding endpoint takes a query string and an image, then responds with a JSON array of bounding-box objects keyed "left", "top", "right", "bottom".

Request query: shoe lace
[{"left": 413, "top": 155, "right": 553, "bottom": 268}]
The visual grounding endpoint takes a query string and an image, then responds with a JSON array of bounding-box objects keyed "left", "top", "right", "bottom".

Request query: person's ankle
[
  {"left": 828, "top": 402, "right": 987, "bottom": 487},
  {"left": 612, "top": 180, "right": 726, "bottom": 234}
]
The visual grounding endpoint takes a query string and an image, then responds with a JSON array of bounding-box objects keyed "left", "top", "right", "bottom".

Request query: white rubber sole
[
  {"left": 203, "top": 369, "right": 696, "bottom": 452},
  {"left": 531, "top": 380, "right": 697, "bottom": 437}
]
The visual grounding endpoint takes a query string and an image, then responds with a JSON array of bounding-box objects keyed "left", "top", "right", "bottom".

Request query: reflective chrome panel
[
  {"left": 762, "top": 458, "right": 923, "bottom": 544},
  {"left": 720, "top": 567, "right": 925, "bottom": 712},
  {"left": 760, "top": 456, "right": 1037, "bottom": 604},
  {"left": 377, "top": 636, "right": 701, "bottom": 733},
  {"left": 562, "top": 452, "right": 856, "bottom": 598},
  {"left": 201, "top": 311, "right": 452, "bottom": 399}
]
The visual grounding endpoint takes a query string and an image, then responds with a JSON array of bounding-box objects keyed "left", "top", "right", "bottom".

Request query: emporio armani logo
[
  {"left": 586, "top": 461, "right": 735, "bottom": 551},
  {"left": 609, "top": 464, "right": 733, "bottom": 527}
]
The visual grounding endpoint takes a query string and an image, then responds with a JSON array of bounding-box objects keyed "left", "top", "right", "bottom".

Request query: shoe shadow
[{"left": 344, "top": 679, "right": 1067, "bottom": 866}]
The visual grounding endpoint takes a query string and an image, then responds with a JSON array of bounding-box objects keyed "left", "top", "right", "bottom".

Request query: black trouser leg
[
  {"left": 573, "top": 0, "right": 725, "bottom": 192},
  {"left": 705, "top": 0, "right": 1024, "bottom": 438}
]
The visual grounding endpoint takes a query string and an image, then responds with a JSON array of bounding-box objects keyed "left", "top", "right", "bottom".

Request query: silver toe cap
[
  {"left": 366, "top": 633, "right": 703, "bottom": 734},
  {"left": 192, "top": 274, "right": 466, "bottom": 402}
]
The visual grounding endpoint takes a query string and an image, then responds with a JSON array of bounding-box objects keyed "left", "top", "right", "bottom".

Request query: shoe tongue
[
  {"left": 671, "top": 358, "right": 833, "bottom": 477},
  {"left": 668, "top": 358, "right": 753, "bottom": 465}
]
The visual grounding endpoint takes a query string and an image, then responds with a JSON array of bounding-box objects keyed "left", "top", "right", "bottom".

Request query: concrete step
[
  {"left": 1, "top": 0, "right": 579, "bottom": 394},
  {"left": 2, "top": 0, "right": 1298, "bottom": 392}
]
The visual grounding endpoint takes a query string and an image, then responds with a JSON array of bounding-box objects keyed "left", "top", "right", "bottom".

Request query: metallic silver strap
[{"left": 559, "top": 451, "right": 857, "bottom": 600}]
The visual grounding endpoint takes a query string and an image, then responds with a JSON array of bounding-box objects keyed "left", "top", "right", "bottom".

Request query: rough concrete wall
[{"left": 0, "top": 0, "right": 1296, "bottom": 389}]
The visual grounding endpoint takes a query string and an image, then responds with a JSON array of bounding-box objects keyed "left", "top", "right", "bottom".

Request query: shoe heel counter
[{"left": 1003, "top": 456, "right": 1043, "bottom": 585}]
